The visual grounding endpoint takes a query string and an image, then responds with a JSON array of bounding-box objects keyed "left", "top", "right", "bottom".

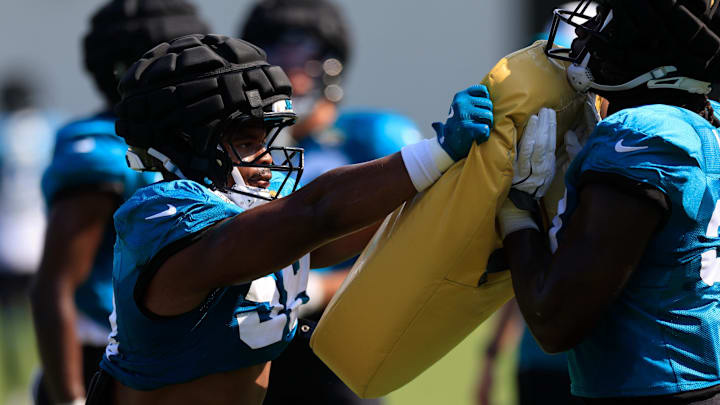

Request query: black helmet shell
[
  {"left": 240, "top": 0, "right": 351, "bottom": 64},
  {"left": 83, "top": 0, "right": 210, "bottom": 104}
]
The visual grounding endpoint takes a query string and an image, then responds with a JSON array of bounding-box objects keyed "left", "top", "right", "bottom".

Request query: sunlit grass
[
  {"left": 0, "top": 302, "right": 518, "bottom": 405},
  {"left": 0, "top": 298, "right": 38, "bottom": 405},
  {"left": 386, "top": 311, "right": 517, "bottom": 405}
]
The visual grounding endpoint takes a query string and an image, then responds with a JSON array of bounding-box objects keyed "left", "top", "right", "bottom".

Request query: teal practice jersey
[
  {"left": 553, "top": 104, "right": 720, "bottom": 397},
  {"left": 41, "top": 112, "right": 159, "bottom": 332},
  {"left": 101, "top": 179, "right": 309, "bottom": 390}
]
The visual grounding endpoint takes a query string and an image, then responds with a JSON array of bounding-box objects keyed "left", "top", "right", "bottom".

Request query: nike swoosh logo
[
  {"left": 447, "top": 106, "right": 455, "bottom": 119},
  {"left": 145, "top": 204, "right": 177, "bottom": 220},
  {"left": 615, "top": 139, "right": 648, "bottom": 153},
  {"left": 72, "top": 138, "right": 96, "bottom": 154}
]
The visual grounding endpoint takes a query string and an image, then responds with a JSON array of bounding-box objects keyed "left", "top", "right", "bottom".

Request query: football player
[
  {"left": 500, "top": 0, "right": 720, "bottom": 403},
  {"left": 87, "top": 34, "right": 493, "bottom": 405},
  {"left": 239, "top": 1, "right": 421, "bottom": 403},
  {"left": 29, "top": 2, "right": 208, "bottom": 404}
]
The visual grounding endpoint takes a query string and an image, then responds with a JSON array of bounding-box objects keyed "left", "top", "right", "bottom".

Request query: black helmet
[
  {"left": 546, "top": 0, "right": 720, "bottom": 94},
  {"left": 240, "top": 0, "right": 351, "bottom": 65},
  {"left": 115, "top": 34, "right": 303, "bottom": 201},
  {"left": 239, "top": 0, "right": 351, "bottom": 104},
  {"left": 83, "top": 0, "right": 210, "bottom": 105}
]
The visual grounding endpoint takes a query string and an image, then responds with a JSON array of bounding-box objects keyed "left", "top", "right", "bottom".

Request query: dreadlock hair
[{"left": 588, "top": 0, "right": 720, "bottom": 126}]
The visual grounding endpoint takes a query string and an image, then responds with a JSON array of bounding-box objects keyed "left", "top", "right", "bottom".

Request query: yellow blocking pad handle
[{"left": 310, "top": 41, "right": 587, "bottom": 398}]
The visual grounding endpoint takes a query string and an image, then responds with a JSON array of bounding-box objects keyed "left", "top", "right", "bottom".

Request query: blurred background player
[
  {"left": 502, "top": 0, "right": 720, "bottom": 403},
  {"left": 239, "top": 1, "right": 422, "bottom": 403},
  {"left": 0, "top": 74, "right": 59, "bottom": 295},
  {"left": 477, "top": 4, "right": 597, "bottom": 404},
  {"left": 0, "top": 71, "right": 60, "bottom": 405},
  {"left": 29, "top": 1, "right": 208, "bottom": 404}
]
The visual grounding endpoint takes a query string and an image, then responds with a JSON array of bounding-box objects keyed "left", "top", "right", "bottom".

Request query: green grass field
[
  {"left": 0, "top": 298, "right": 39, "bottom": 405},
  {"left": 386, "top": 311, "right": 517, "bottom": 405},
  {"left": 0, "top": 303, "right": 517, "bottom": 405}
]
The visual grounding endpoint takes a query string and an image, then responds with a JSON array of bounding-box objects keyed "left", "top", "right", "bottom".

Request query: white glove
[
  {"left": 512, "top": 108, "right": 557, "bottom": 198},
  {"left": 498, "top": 108, "right": 558, "bottom": 239}
]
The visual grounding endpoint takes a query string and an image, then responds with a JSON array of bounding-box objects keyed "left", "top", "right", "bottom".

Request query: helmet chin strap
[
  {"left": 125, "top": 146, "right": 189, "bottom": 179},
  {"left": 223, "top": 167, "right": 274, "bottom": 210},
  {"left": 567, "top": 54, "right": 712, "bottom": 95}
]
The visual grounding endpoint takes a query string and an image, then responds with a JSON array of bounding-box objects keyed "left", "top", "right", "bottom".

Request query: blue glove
[{"left": 432, "top": 85, "right": 494, "bottom": 161}]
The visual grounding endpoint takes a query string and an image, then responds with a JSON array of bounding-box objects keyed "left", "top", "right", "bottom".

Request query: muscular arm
[
  {"left": 147, "top": 153, "right": 417, "bottom": 315},
  {"left": 30, "top": 192, "right": 117, "bottom": 402},
  {"left": 310, "top": 220, "right": 382, "bottom": 269},
  {"left": 504, "top": 183, "right": 662, "bottom": 353}
]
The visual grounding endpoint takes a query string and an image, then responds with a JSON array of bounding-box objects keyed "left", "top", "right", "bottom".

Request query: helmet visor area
[{"left": 545, "top": 1, "right": 605, "bottom": 63}]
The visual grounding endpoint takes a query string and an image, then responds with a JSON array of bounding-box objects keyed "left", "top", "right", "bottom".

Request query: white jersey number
[
  {"left": 701, "top": 200, "right": 720, "bottom": 286},
  {"left": 236, "top": 255, "right": 309, "bottom": 349},
  {"left": 700, "top": 130, "right": 720, "bottom": 286}
]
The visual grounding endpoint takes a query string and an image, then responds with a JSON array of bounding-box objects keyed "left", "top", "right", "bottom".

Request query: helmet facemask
[
  {"left": 545, "top": 1, "right": 606, "bottom": 64},
  {"left": 217, "top": 103, "right": 304, "bottom": 210}
]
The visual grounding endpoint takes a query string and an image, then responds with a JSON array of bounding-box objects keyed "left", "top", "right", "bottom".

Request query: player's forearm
[
  {"left": 504, "top": 229, "right": 577, "bottom": 353},
  {"left": 310, "top": 220, "right": 382, "bottom": 269},
  {"left": 301, "top": 153, "right": 415, "bottom": 239},
  {"left": 506, "top": 228, "right": 615, "bottom": 353},
  {"left": 30, "top": 279, "right": 85, "bottom": 402}
]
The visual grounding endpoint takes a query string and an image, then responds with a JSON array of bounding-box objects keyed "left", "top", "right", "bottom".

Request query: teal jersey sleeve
[
  {"left": 567, "top": 105, "right": 710, "bottom": 204},
  {"left": 114, "top": 180, "right": 243, "bottom": 276},
  {"left": 42, "top": 113, "right": 158, "bottom": 204}
]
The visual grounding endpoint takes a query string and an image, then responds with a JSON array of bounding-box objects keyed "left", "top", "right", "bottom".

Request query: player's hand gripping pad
[{"left": 310, "top": 41, "right": 588, "bottom": 398}]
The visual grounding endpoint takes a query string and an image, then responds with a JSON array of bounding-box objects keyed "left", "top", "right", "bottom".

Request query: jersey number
[
  {"left": 701, "top": 200, "right": 720, "bottom": 286},
  {"left": 235, "top": 257, "right": 309, "bottom": 349}
]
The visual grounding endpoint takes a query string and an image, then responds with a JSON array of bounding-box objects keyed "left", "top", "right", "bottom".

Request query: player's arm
[
  {"left": 310, "top": 220, "right": 381, "bottom": 269},
  {"left": 504, "top": 182, "right": 663, "bottom": 353},
  {"left": 145, "top": 86, "right": 493, "bottom": 316},
  {"left": 149, "top": 154, "right": 423, "bottom": 315},
  {"left": 304, "top": 222, "right": 382, "bottom": 309},
  {"left": 30, "top": 192, "right": 118, "bottom": 403}
]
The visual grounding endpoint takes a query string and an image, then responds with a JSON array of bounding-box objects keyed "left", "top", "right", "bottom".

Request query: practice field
[
  {"left": 0, "top": 299, "right": 39, "bottom": 405},
  {"left": 386, "top": 311, "right": 517, "bottom": 405},
  {"left": 0, "top": 303, "right": 517, "bottom": 405}
]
